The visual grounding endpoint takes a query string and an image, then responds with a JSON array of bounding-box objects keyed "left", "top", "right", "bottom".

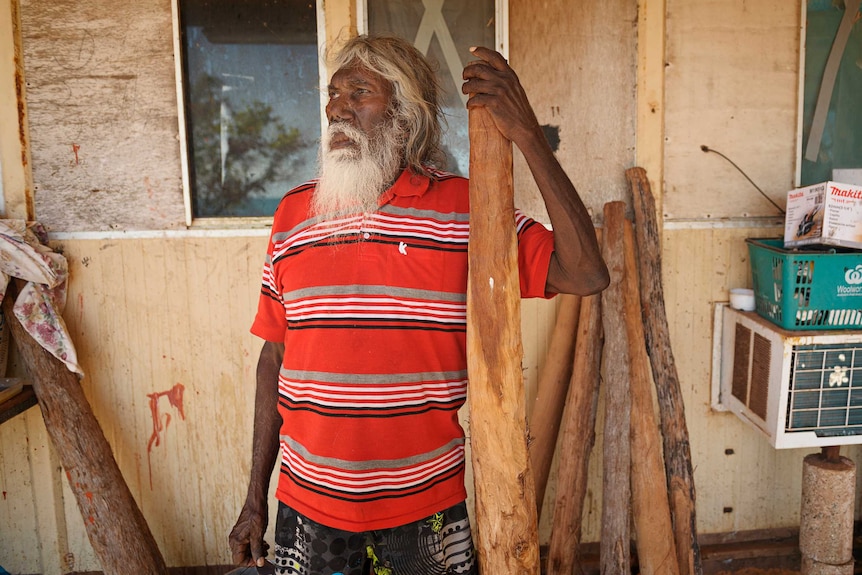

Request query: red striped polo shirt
[{"left": 251, "top": 167, "right": 555, "bottom": 531}]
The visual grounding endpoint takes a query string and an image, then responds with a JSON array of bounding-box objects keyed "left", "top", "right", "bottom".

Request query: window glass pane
[
  {"left": 368, "top": 0, "right": 495, "bottom": 176},
  {"left": 180, "top": 0, "right": 321, "bottom": 218}
]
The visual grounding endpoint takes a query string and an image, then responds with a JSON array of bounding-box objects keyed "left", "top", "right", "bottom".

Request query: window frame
[{"left": 171, "top": 0, "right": 507, "bottom": 228}]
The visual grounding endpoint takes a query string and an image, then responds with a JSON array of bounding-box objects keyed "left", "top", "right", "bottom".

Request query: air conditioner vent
[
  {"left": 749, "top": 333, "right": 772, "bottom": 420},
  {"left": 731, "top": 323, "right": 751, "bottom": 403}
]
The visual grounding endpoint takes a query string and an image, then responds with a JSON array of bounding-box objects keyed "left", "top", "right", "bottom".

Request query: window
[
  {"left": 177, "top": 0, "right": 322, "bottom": 220},
  {"left": 175, "top": 0, "right": 501, "bottom": 223},
  {"left": 799, "top": 0, "right": 862, "bottom": 186}
]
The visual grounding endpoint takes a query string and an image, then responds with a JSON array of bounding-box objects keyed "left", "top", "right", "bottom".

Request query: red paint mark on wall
[
  {"left": 146, "top": 383, "right": 186, "bottom": 489},
  {"left": 2, "top": 491, "right": 6, "bottom": 500},
  {"left": 71, "top": 143, "right": 81, "bottom": 165}
]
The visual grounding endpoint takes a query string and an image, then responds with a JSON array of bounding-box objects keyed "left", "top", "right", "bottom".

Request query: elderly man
[{"left": 229, "top": 34, "right": 608, "bottom": 575}]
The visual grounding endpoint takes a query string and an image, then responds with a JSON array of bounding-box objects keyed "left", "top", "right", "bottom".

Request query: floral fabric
[{"left": 0, "top": 220, "right": 82, "bottom": 376}]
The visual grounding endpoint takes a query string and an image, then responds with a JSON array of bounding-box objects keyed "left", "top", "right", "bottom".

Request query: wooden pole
[
  {"left": 623, "top": 223, "right": 680, "bottom": 575},
  {"left": 599, "top": 201, "right": 631, "bottom": 575},
  {"left": 3, "top": 287, "right": 168, "bottom": 575},
  {"left": 529, "top": 293, "right": 581, "bottom": 514},
  {"left": 626, "top": 166, "right": 702, "bottom": 575},
  {"left": 545, "top": 289, "right": 602, "bottom": 575},
  {"left": 467, "top": 105, "right": 540, "bottom": 575}
]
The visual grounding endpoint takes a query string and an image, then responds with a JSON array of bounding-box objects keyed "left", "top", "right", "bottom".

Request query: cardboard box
[{"left": 784, "top": 181, "right": 862, "bottom": 250}]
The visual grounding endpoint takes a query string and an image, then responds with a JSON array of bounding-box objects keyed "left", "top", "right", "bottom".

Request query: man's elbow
[
  {"left": 571, "top": 266, "right": 610, "bottom": 296},
  {"left": 548, "top": 259, "right": 610, "bottom": 296}
]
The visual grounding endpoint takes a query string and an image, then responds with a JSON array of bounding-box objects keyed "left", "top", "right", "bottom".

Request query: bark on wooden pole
[
  {"left": 467, "top": 106, "right": 540, "bottom": 575},
  {"left": 599, "top": 201, "right": 631, "bottom": 575},
  {"left": 3, "top": 288, "right": 168, "bottom": 575},
  {"left": 545, "top": 288, "right": 602, "bottom": 575},
  {"left": 626, "top": 166, "right": 702, "bottom": 575},
  {"left": 623, "top": 223, "right": 680, "bottom": 575},
  {"left": 529, "top": 293, "right": 581, "bottom": 514}
]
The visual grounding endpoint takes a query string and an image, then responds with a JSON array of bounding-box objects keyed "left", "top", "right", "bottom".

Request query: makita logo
[{"left": 830, "top": 185, "right": 862, "bottom": 199}]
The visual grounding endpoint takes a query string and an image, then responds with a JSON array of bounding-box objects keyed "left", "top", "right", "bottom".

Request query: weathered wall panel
[
  {"left": 664, "top": 0, "right": 801, "bottom": 220},
  {"left": 509, "top": 0, "right": 638, "bottom": 225},
  {"left": 21, "top": 0, "right": 185, "bottom": 232}
]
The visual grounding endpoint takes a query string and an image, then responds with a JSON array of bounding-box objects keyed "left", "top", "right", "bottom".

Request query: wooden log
[
  {"left": 599, "top": 201, "right": 631, "bottom": 575},
  {"left": 626, "top": 166, "right": 702, "bottom": 575},
  {"left": 623, "top": 223, "right": 681, "bottom": 575},
  {"left": 467, "top": 105, "right": 540, "bottom": 574},
  {"left": 545, "top": 289, "right": 602, "bottom": 575},
  {"left": 529, "top": 292, "right": 581, "bottom": 515},
  {"left": 2, "top": 287, "right": 167, "bottom": 575}
]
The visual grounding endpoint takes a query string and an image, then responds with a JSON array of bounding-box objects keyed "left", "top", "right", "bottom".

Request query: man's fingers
[
  {"left": 468, "top": 46, "right": 508, "bottom": 70},
  {"left": 250, "top": 535, "right": 270, "bottom": 563},
  {"left": 250, "top": 538, "right": 264, "bottom": 562}
]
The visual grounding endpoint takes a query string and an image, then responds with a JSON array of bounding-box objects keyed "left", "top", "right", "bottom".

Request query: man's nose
[{"left": 326, "top": 97, "right": 353, "bottom": 123}]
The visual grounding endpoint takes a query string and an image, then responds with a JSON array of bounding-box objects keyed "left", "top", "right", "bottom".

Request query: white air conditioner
[{"left": 717, "top": 305, "right": 862, "bottom": 449}]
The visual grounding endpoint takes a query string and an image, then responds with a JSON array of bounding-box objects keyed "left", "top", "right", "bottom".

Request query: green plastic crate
[{"left": 746, "top": 238, "right": 862, "bottom": 330}]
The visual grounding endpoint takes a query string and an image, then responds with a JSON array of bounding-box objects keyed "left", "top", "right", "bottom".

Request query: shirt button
[{"left": 363, "top": 232, "right": 370, "bottom": 239}]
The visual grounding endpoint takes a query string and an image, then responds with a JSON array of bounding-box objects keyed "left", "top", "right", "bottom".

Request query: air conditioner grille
[
  {"left": 731, "top": 323, "right": 751, "bottom": 404},
  {"left": 786, "top": 344, "right": 862, "bottom": 436},
  {"left": 749, "top": 333, "right": 772, "bottom": 420}
]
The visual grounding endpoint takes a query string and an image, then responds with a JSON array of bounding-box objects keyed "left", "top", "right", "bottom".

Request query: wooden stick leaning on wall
[
  {"left": 2, "top": 284, "right": 168, "bottom": 575},
  {"left": 466, "top": 104, "right": 540, "bottom": 574},
  {"left": 529, "top": 293, "right": 581, "bottom": 515},
  {"left": 626, "top": 166, "right": 702, "bottom": 575},
  {"left": 623, "top": 222, "right": 681, "bottom": 575},
  {"left": 599, "top": 201, "right": 632, "bottom": 575},
  {"left": 545, "top": 280, "right": 602, "bottom": 575}
]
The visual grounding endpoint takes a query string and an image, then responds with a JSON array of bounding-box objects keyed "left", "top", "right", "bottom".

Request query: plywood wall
[
  {"left": 20, "top": 0, "right": 185, "bottom": 232},
  {"left": 509, "top": 0, "right": 638, "bottom": 225},
  {"left": 664, "top": 0, "right": 801, "bottom": 220}
]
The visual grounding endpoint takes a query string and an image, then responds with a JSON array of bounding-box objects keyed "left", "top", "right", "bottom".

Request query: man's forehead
[{"left": 329, "top": 62, "right": 391, "bottom": 88}]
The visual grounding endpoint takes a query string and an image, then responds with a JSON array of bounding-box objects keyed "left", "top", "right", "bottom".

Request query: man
[{"left": 229, "top": 34, "right": 609, "bottom": 575}]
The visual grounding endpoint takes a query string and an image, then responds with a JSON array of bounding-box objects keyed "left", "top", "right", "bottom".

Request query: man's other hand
[{"left": 228, "top": 500, "right": 270, "bottom": 567}]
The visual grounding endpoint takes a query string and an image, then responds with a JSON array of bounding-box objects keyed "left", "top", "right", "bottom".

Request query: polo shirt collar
[{"left": 379, "top": 168, "right": 431, "bottom": 206}]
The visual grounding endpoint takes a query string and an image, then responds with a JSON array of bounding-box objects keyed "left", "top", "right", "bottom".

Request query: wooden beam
[
  {"left": 0, "top": 0, "right": 34, "bottom": 220},
  {"left": 636, "top": 0, "right": 666, "bottom": 223},
  {"left": 599, "top": 201, "right": 631, "bottom": 575},
  {"left": 529, "top": 293, "right": 580, "bottom": 514},
  {"left": 467, "top": 104, "right": 540, "bottom": 575},
  {"left": 624, "top": 222, "right": 680, "bottom": 575},
  {"left": 545, "top": 287, "right": 602, "bottom": 575},
  {"left": 626, "top": 166, "right": 702, "bottom": 575}
]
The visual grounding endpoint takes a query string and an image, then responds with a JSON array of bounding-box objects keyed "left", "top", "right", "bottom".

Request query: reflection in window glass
[
  {"left": 368, "top": 0, "right": 495, "bottom": 176},
  {"left": 179, "top": 0, "right": 321, "bottom": 218}
]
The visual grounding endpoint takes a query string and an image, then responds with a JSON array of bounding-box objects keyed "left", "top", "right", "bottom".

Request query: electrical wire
[{"left": 700, "top": 145, "right": 785, "bottom": 215}]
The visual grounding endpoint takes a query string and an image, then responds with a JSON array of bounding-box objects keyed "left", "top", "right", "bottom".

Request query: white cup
[{"left": 729, "top": 288, "right": 756, "bottom": 311}]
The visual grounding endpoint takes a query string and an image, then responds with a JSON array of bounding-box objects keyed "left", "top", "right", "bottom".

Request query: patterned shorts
[{"left": 272, "top": 501, "right": 477, "bottom": 575}]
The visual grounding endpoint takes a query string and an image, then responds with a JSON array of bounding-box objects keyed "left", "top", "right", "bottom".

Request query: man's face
[
  {"left": 314, "top": 62, "right": 403, "bottom": 217},
  {"left": 325, "top": 63, "right": 394, "bottom": 154}
]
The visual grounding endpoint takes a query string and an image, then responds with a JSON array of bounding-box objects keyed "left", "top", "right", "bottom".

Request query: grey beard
[{"left": 312, "top": 120, "right": 405, "bottom": 218}]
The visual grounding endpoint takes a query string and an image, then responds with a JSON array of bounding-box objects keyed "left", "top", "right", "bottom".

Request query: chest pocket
[{"left": 384, "top": 240, "right": 467, "bottom": 295}]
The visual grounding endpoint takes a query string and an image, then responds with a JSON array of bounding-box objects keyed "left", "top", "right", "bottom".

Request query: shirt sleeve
[
  {"left": 250, "top": 233, "right": 289, "bottom": 343},
  {"left": 515, "top": 210, "right": 556, "bottom": 299}
]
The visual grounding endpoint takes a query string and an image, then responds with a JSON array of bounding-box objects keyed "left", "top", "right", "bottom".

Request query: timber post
[{"left": 466, "top": 104, "right": 541, "bottom": 574}]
